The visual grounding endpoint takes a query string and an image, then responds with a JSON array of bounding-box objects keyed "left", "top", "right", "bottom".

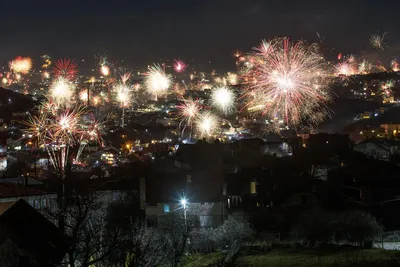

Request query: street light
[{"left": 180, "top": 197, "right": 190, "bottom": 252}]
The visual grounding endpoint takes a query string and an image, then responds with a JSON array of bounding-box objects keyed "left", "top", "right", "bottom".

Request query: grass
[
  {"left": 235, "top": 247, "right": 400, "bottom": 267},
  {"left": 182, "top": 252, "right": 226, "bottom": 267}
]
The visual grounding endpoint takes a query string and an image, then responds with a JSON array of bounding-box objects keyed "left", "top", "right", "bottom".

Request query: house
[
  {"left": 0, "top": 199, "right": 69, "bottom": 266},
  {"left": 0, "top": 182, "right": 57, "bottom": 215},
  {"left": 354, "top": 138, "right": 400, "bottom": 161}
]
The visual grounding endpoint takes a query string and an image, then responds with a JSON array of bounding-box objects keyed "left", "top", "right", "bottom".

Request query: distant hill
[
  {"left": 0, "top": 87, "right": 35, "bottom": 123},
  {"left": 319, "top": 98, "right": 384, "bottom": 133}
]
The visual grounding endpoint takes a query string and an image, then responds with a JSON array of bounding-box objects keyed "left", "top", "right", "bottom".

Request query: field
[{"left": 183, "top": 246, "right": 400, "bottom": 267}]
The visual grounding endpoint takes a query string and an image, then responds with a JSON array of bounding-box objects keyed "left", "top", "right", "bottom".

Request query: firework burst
[
  {"left": 370, "top": 32, "right": 387, "bottom": 50},
  {"left": 23, "top": 102, "right": 101, "bottom": 176},
  {"left": 9, "top": 56, "right": 32, "bottom": 74},
  {"left": 195, "top": 111, "right": 220, "bottom": 138},
  {"left": 53, "top": 58, "right": 78, "bottom": 80},
  {"left": 391, "top": 60, "right": 399, "bottom": 72},
  {"left": 145, "top": 64, "right": 171, "bottom": 97},
  {"left": 211, "top": 86, "right": 236, "bottom": 115},
  {"left": 242, "top": 38, "right": 331, "bottom": 129},
  {"left": 178, "top": 98, "right": 202, "bottom": 125},
  {"left": 49, "top": 77, "right": 76, "bottom": 105},
  {"left": 173, "top": 60, "right": 188, "bottom": 73}
]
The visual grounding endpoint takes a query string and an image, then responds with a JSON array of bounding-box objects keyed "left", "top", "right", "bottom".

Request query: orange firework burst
[{"left": 9, "top": 56, "right": 32, "bottom": 74}]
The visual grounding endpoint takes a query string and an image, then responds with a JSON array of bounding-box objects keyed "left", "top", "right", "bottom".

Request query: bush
[{"left": 291, "top": 209, "right": 383, "bottom": 247}]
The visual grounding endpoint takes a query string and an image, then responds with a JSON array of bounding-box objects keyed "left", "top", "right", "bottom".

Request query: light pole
[{"left": 180, "top": 198, "right": 190, "bottom": 251}]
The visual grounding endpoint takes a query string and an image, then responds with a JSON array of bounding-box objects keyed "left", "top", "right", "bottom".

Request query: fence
[{"left": 374, "top": 231, "right": 400, "bottom": 250}]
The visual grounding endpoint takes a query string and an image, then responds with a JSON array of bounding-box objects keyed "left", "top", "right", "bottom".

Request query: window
[
  {"left": 250, "top": 181, "right": 257, "bottom": 194},
  {"left": 186, "top": 174, "right": 192, "bottom": 183},
  {"left": 113, "top": 191, "right": 120, "bottom": 201},
  {"left": 164, "top": 204, "right": 170, "bottom": 213}
]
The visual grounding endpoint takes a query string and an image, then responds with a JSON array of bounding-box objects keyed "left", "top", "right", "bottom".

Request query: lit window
[
  {"left": 250, "top": 181, "right": 257, "bottom": 194},
  {"left": 164, "top": 204, "right": 170, "bottom": 213}
]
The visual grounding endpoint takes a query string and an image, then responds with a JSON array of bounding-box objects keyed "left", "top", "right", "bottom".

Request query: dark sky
[{"left": 1, "top": 0, "right": 399, "bottom": 71}]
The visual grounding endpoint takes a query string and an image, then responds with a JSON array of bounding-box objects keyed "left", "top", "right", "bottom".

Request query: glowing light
[
  {"left": 9, "top": 57, "right": 32, "bottom": 74},
  {"left": 391, "top": 60, "right": 399, "bottom": 72},
  {"left": 145, "top": 64, "right": 171, "bottom": 96},
  {"left": 49, "top": 77, "right": 76, "bottom": 105},
  {"left": 211, "top": 86, "right": 235, "bottom": 114},
  {"left": 242, "top": 38, "right": 331, "bottom": 129},
  {"left": 173, "top": 60, "right": 188, "bottom": 73}
]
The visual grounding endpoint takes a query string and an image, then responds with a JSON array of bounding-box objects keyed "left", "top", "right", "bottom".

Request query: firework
[
  {"left": 173, "top": 60, "right": 188, "bottom": 73},
  {"left": 391, "top": 60, "right": 399, "bottom": 72},
  {"left": 120, "top": 72, "right": 132, "bottom": 84},
  {"left": 49, "top": 77, "right": 76, "bottom": 105},
  {"left": 195, "top": 111, "right": 220, "bottom": 138},
  {"left": 23, "top": 103, "right": 98, "bottom": 177},
  {"left": 100, "top": 65, "right": 110, "bottom": 76},
  {"left": 242, "top": 38, "right": 331, "bottom": 129},
  {"left": 79, "top": 89, "right": 89, "bottom": 102},
  {"left": 335, "top": 61, "right": 357, "bottom": 76},
  {"left": 358, "top": 59, "right": 372, "bottom": 75},
  {"left": 178, "top": 98, "right": 202, "bottom": 124},
  {"left": 226, "top": 73, "right": 238, "bottom": 85},
  {"left": 114, "top": 83, "right": 131, "bottom": 107},
  {"left": 370, "top": 33, "right": 387, "bottom": 50},
  {"left": 211, "top": 86, "right": 235, "bottom": 115},
  {"left": 53, "top": 58, "right": 78, "bottom": 80},
  {"left": 145, "top": 64, "right": 171, "bottom": 97},
  {"left": 9, "top": 56, "right": 32, "bottom": 74},
  {"left": 381, "top": 80, "right": 395, "bottom": 97}
]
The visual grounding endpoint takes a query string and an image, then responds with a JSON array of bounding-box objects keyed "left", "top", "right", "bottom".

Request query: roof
[
  {"left": 0, "top": 199, "right": 69, "bottom": 265},
  {"left": 355, "top": 138, "right": 400, "bottom": 151},
  {"left": 0, "top": 182, "right": 48, "bottom": 198}
]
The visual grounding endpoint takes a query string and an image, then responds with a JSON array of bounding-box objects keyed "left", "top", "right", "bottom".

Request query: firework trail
[
  {"left": 242, "top": 37, "right": 332, "bottom": 130},
  {"left": 53, "top": 58, "right": 78, "bottom": 80}
]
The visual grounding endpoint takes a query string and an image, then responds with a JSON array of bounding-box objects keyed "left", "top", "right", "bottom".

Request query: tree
[{"left": 47, "top": 189, "right": 135, "bottom": 267}]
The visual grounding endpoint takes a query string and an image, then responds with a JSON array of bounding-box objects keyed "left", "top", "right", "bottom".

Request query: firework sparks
[
  {"left": 370, "top": 32, "right": 387, "bottom": 50},
  {"left": 49, "top": 77, "right": 76, "bottom": 105},
  {"left": 23, "top": 103, "right": 98, "bottom": 176},
  {"left": 79, "top": 90, "right": 89, "bottom": 102},
  {"left": 226, "top": 73, "right": 238, "bottom": 85},
  {"left": 173, "top": 60, "right": 188, "bottom": 73},
  {"left": 114, "top": 83, "right": 131, "bottom": 107},
  {"left": 100, "top": 65, "right": 110, "bottom": 76},
  {"left": 120, "top": 72, "right": 132, "bottom": 84},
  {"left": 53, "top": 58, "right": 78, "bottom": 80},
  {"left": 391, "top": 60, "right": 399, "bottom": 72},
  {"left": 242, "top": 38, "right": 331, "bottom": 129},
  {"left": 335, "top": 61, "right": 356, "bottom": 76},
  {"left": 195, "top": 111, "right": 220, "bottom": 138},
  {"left": 358, "top": 59, "right": 372, "bottom": 74},
  {"left": 145, "top": 64, "right": 171, "bottom": 97},
  {"left": 211, "top": 86, "right": 236, "bottom": 115},
  {"left": 178, "top": 98, "right": 202, "bottom": 125},
  {"left": 9, "top": 57, "right": 32, "bottom": 74}
]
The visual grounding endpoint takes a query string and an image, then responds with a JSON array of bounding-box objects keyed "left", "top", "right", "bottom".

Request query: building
[{"left": 354, "top": 138, "right": 400, "bottom": 161}]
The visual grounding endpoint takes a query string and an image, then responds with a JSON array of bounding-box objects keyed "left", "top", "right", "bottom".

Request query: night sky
[{"left": 1, "top": 0, "right": 400, "bottom": 71}]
